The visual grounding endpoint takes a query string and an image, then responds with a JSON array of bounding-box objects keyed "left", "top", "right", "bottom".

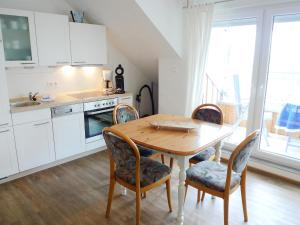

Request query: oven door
[{"left": 84, "top": 108, "right": 114, "bottom": 143}]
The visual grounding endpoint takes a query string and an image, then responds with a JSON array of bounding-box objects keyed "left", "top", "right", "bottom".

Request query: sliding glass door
[
  {"left": 204, "top": 18, "right": 257, "bottom": 145},
  {"left": 260, "top": 13, "right": 300, "bottom": 161},
  {"left": 203, "top": 3, "right": 300, "bottom": 169}
]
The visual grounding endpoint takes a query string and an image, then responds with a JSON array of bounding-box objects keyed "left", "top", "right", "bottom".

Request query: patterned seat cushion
[
  {"left": 186, "top": 161, "right": 241, "bottom": 192},
  {"left": 137, "top": 145, "right": 158, "bottom": 157},
  {"left": 116, "top": 157, "right": 171, "bottom": 187},
  {"left": 190, "top": 147, "right": 216, "bottom": 163}
]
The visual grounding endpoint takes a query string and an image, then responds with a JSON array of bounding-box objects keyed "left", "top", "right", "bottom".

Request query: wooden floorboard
[{"left": 0, "top": 151, "right": 299, "bottom": 225}]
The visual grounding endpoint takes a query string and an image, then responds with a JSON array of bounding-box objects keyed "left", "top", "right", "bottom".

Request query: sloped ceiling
[{"left": 65, "top": 0, "right": 180, "bottom": 81}]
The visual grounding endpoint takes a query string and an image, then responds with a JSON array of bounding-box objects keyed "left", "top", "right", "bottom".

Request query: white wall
[
  {"left": 0, "top": 0, "right": 152, "bottom": 113},
  {"left": 158, "top": 58, "right": 187, "bottom": 115},
  {"left": 135, "top": 0, "right": 183, "bottom": 57}
]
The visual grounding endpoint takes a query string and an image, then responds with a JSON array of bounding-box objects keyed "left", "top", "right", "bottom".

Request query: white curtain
[{"left": 184, "top": 4, "right": 215, "bottom": 116}]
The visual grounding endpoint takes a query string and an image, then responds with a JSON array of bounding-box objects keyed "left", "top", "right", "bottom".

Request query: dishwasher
[{"left": 51, "top": 104, "right": 85, "bottom": 160}]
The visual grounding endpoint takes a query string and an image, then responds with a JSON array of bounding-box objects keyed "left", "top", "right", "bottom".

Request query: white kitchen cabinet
[
  {"left": 70, "top": 22, "right": 107, "bottom": 65},
  {"left": 0, "top": 33, "right": 11, "bottom": 127},
  {"left": 0, "top": 126, "right": 19, "bottom": 179},
  {"left": 52, "top": 112, "right": 85, "bottom": 160},
  {"left": 119, "top": 95, "right": 133, "bottom": 106},
  {"left": 14, "top": 118, "right": 55, "bottom": 171},
  {"left": 35, "top": 12, "right": 71, "bottom": 66},
  {"left": 0, "top": 8, "right": 38, "bottom": 67}
]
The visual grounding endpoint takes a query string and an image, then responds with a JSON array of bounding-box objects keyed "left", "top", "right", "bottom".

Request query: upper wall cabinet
[
  {"left": 70, "top": 22, "right": 107, "bottom": 66},
  {"left": 35, "top": 12, "right": 71, "bottom": 66},
  {"left": 0, "top": 8, "right": 38, "bottom": 67}
]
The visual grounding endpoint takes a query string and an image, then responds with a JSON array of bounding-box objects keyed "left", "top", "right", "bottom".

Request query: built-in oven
[{"left": 84, "top": 98, "right": 118, "bottom": 143}]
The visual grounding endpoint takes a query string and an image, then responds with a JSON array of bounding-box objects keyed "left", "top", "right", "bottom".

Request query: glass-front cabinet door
[{"left": 0, "top": 9, "right": 38, "bottom": 67}]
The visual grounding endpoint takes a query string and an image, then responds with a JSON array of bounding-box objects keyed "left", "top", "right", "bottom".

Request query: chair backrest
[
  {"left": 103, "top": 127, "right": 140, "bottom": 169},
  {"left": 113, "top": 104, "right": 139, "bottom": 125},
  {"left": 191, "top": 103, "right": 224, "bottom": 125},
  {"left": 230, "top": 130, "right": 260, "bottom": 174}
]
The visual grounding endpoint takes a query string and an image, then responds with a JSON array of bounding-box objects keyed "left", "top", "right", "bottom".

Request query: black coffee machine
[{"left": 115, "top": 64, "right": 125, "bottom": 94}]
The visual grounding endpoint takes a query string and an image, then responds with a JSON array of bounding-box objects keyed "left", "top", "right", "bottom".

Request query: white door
[
  {"left": 35, "top": 12, "right": 71, "bottom": 66},
  {"left": 0, "top": 31, "right": 10, "bottom": 127},
  {"left": 14, "top": 120, "right": 55, "bottom": 171},
  {"left": 52, "top": 113, "right": 85, "bottom": 160},
  {"left": 0, "top": 8, "right": 38, "bottom": 67},
  {"left": 70, "top": 22, "right": 107, "bottom": 65},
  {"left": 0, "top": 126, "right": 19, "bottom": 178}
]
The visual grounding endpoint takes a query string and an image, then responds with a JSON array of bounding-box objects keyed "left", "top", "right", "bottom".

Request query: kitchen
[{"left": 0, "top": 5, "right": 147, "bottom": 182}]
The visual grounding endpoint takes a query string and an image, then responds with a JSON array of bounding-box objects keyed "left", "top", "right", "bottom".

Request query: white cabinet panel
[
  {"left": 0, "top": 126, "right": 19, "bottom": 178},
  {"left": 0, "top": 8, "right": 38, "bottom": 67},
  {"left": 14, "top": 120, "right": 55, "bottom": 171},
  {"left": 52, "top": 113, "right": 85, "bottom": 160},
  {"left": 119, "top": 95, "right": 133, "bottom": 106},
  {"left": 70, "top": 22, "right": 107, "bottom": 65},
  {"left": 0, "top": 35, "right": 10, "bottom": 127},
  {"left": 35, "top": 12, "right": 71, "bottom": 66}
]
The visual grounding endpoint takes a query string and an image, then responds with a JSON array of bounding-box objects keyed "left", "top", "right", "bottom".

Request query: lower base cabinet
[
  {"left": 0, "top": 126, "right": 19, "bottom": 178},
  {"left": 52, "top": 112, "right": 85, "bottom": 160},
  {"left": 14, "top": 120, "right": 55, "bottom": 172}
]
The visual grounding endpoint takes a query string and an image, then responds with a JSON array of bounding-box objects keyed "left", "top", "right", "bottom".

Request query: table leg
[
  {"left": 176, "top": 156, "right": 188, "bottom": 225},
  {"left": 214, "top": 141, "right": 223, "bottom": 164}
]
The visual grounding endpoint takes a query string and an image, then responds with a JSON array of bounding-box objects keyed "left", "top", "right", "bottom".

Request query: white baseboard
[{"left": 0, "top": 146, "right": 107, "bottom": 185}]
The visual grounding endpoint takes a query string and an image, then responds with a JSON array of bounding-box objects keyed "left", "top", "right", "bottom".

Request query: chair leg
[
  {"left": 170, "top": 158, "right": 174, "bottom": 169},
  {"left": 166, "top": 179, "right": 172, "bottom": 212},
  {"left": 241, "top": 181, "right": 248, "bottom": 222},
  {"left": 184, "top": 184, "right": 188, "bottom": 202},
  {"left": 105, "top": 178, "right": 116, "bottom": 218},
  {"left": 141, "top": 192, "right": 147, "bottom": 199},
  {"left": 197, "top": 189, "right": 201, "bottom": 203},
  {"left": 161, "top": 154, "right": 165, "bottom": 164},
  {"left": 201, "top": 192, "right": 206, "bottom": 201},
  {"left": 224, "top": 196, "right": 229, "bottom": 225},
  {"left": 136, "top": 188, "right": 141, "bottom": 225}
]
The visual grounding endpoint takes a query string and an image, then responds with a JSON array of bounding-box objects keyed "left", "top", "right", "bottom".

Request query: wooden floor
[{"left": 0, "top": 151, "right": 299, "bottom": 225}]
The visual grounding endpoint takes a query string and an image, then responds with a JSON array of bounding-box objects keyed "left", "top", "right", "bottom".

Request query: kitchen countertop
[{"left": 10, "top": 91, "right": 133, "bottom": 113}]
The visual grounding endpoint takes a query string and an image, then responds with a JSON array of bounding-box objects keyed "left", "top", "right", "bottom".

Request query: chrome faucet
[{"left": 29, "top": 92, "right": 39, "bottom": 101}]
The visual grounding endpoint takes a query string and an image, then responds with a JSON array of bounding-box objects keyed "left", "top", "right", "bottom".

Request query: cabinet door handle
[
  {"left": 0, "top": 123, "right": 9, "bottom": 127},
  {"left": 0, "top": 129, "right": 9, "bottom": 134},
  {"left": 21, "top": 62, "right": 36, "bottom": 65},
  {"left": 56, "top": 61, "right": 70, "bottom": 64},
  {"left": 73, "top": 61, "right": 86, "bottom": 64},
  {"left": 33, "top": 122, "right": 49, "bottom": 127}
]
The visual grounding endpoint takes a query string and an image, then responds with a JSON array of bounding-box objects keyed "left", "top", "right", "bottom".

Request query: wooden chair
[
  {"left": 185, "top": 130, "right": 260, "bottom": 225},
  {"left": 103, "top": 127, "right": 172, "bottom": 225},
  {"left": 113, "top": 104, "right": 166, "bottom": 164},
  {"left": 189, "top": 103, "right": 224, "bottom": 201}
]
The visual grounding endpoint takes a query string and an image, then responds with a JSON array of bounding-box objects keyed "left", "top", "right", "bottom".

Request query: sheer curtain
[{"left": 184, "top": 4, "right": 215, "bottom": 116}]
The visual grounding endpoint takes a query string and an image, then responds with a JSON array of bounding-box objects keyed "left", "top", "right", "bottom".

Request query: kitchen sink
[{"left": 13, "top": 101, "right": 42, "bottom": 107}]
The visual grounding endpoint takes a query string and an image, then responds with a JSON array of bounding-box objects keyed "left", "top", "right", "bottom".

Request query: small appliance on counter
[
  {"left": 102, "top": 70, "right": 114, "bottom": 95},
  {"left": 115, "top": 64, "right": 125, "bottom": 94}
]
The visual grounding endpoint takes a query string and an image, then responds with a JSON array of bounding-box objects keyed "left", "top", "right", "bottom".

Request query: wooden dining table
[{"left": 111, "top": 114, "right": 233, "bottom": 225}]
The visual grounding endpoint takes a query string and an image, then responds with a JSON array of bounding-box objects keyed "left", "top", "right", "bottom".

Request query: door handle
[
  {"left": 33, "top": 122, "right": 49, "bottom": 127},
  {"left": 0, "top": 129, "right": 9, "bottom": 134}
]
